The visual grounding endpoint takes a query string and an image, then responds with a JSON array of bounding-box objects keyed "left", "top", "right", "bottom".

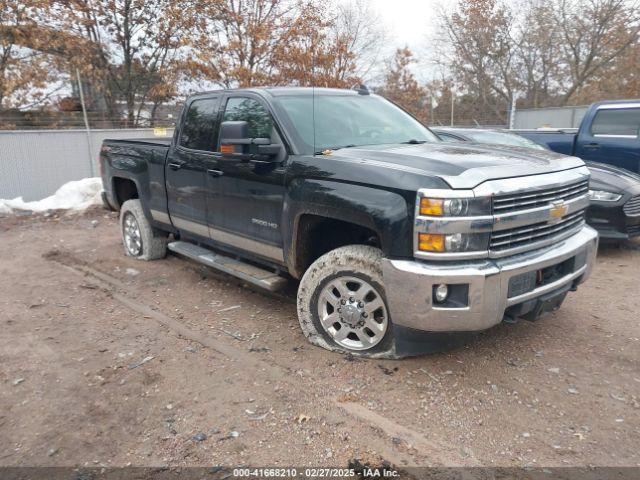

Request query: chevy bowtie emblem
[{"left": 550, "top": 201, "right": 568, "bottom": 220}]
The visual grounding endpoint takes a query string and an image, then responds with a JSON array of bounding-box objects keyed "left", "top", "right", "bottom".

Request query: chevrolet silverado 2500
[{"left": 100, "top": 87, "right": 598, "bottom": 357}]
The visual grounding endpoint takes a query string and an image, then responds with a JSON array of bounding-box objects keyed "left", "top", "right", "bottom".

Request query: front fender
[{"left": 283, "top": 178, "right": 414, "bottom": 275}]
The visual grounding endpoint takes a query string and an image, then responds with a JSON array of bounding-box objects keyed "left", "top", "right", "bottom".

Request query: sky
[
  {"left": 369, "top": 0, "right": 441, "bottom": 50},
  {"left": 365, "top": 0, "right": 445, "bottom": 82}
]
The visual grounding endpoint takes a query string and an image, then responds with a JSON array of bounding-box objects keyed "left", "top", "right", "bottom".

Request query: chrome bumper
[{"left": 382, "top": 225, "right": 598, "bottom": 332}]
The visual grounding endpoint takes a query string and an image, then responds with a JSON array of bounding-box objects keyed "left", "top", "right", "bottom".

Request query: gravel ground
[{"left": 0, "top": 208, "right": 639, "bottom": 471}]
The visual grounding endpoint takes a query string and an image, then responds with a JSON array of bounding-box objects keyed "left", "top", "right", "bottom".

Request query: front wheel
[
  {"left": 297, "top": 245, "right": 395, "bottom": 356},
  {"left": 120, "top": 199, "right": 167, "bottom": 261}
]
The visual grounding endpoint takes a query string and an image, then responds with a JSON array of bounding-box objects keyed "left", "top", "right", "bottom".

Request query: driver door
[{"left": 205, "top": 94, "right": 287, "bottom": 264}]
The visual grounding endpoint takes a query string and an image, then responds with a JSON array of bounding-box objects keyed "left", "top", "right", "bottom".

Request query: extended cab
[
  {"left": 517, "top": 100, "right": 640, "bottom": 174},
  {"left": 100, "top": 87, "right": 598, "bottom": 358}
]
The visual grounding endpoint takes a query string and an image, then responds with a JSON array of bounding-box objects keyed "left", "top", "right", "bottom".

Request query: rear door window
[
  {"left": 179, "top": 97, "right": 220, "bottom": 151},
  {"left": 591, "top": 107, "right": 640, "bottom": 137}
]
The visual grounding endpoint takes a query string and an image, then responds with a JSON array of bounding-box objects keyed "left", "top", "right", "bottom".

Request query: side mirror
[
  {"left": 220, "top": 120, "right": 249, "bottom": 148},
  {"left": 219, "top": 120, "right": 281, "bottom": 161}
]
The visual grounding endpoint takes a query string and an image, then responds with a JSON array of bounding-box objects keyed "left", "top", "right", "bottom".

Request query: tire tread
[{"left": 120, "top": 199, "right": 167, "bottom": 261}]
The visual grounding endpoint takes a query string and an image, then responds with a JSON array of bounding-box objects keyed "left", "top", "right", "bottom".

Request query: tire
[
  {"left": 119, "top": 199, "right": 167, "bottom": 261},
  {"left": 297, "top": 245, "right": 395, "bottom": 357}
]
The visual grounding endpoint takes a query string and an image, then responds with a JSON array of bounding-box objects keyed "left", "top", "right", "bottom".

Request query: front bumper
[
  {"left": 382, "top": 225, "right": 598, "bottom": 332},
  {"left": 587, "top": 201, "right": 640, "bottom": 241}
]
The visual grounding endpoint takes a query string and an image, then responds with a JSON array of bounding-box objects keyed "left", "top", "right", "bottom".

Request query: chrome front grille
[
  {"left": 623, "top": 196, "right": 640, "bottom": 217},
  {"left": 413, "top": 168, "right": 591, "bottom": 261},
  {"left": 493, "top": 179, "right": 589, "bottom": 214},
  {"left": 490, "top": 210, "right": 586, "bottom": 253}
]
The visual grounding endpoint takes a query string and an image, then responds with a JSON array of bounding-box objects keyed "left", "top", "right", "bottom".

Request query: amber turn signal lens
[
  {"left": 418, "top": 233, "right": 445, "bottom": 252},
  {"left": 220, "top": 144, "right": 235, "bottom": 153},
  {"left": 419, "top": 198, "right": 444, "bottom": 216}
]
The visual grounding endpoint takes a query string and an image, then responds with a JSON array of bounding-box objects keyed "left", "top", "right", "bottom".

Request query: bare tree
[
  {"left": 513, "top": 0, "right": 560, "bottom": 107},
  {"left": 49, "top": 0, "right": 198, "bottom": 126},
  {"left": 0, "top": 0, "right": 58, "bottom": 111},
  {"left": 437, "top": 0, "right": 516, "bottom": 118},
  {"left": 376, "top": 47, "right": 428, "bottom": 123},
  {"left": 328, "top": 0, "right": 387, "bottom": 84},
  {"left": 190, "top": 0, "right": 363, "bottom": 89},
  {"left": 553, "top": 0, "right": 640, "bottom": 105},
  {"left": 437, "top": 0, "right": 640, "bottom": 110}
]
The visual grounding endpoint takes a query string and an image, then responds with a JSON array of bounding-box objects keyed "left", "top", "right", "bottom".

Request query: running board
[{"left": 167, "top": 241, "right": 287, "bottom": 292}]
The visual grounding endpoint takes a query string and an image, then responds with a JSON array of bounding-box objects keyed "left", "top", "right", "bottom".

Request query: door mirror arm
[{"left": 256, "top": 144, "right": 282, "bottom": 156}]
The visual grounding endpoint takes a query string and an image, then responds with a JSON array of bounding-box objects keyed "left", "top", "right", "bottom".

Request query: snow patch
[{"left": 0, "top": 178, "right": 103, "bottom": 215}]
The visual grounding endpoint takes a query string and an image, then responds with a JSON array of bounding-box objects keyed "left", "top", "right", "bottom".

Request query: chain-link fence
[
  {"left": 424, "top": 95, "right": 512, "bottom": 129},
  {"left": 0, "top": 103, "right": 183, "bottom": 130}
]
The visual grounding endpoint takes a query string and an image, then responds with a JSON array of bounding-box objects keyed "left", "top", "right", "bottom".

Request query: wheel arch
[
  {"left": 112, "top": 176, "right": 139, "bottom": 208},
  {"left": 284, "top": 179, "right": 414, "bottom": 278}
]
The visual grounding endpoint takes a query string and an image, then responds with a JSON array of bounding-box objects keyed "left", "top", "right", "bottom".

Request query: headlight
[
  {"left": 588, "top": 190, "right": 621, "bottom": 202},
  {"left": 415, "top": 190, "right": 492, "bottom": 257},
  {"left": 419, "top": 196, "right": 490, "bottom": 216}
]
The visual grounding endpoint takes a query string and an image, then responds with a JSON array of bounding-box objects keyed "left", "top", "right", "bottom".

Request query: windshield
[
  {"left": 464, "top": 130, "right": 547, "bottom": 150},
  {"left": 274, "top": 94, "right": 438, "bottom": 154}
]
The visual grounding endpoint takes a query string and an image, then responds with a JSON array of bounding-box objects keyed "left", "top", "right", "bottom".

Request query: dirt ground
[{"left": 1, "top": 207, "right": 639, "bottom": 471}]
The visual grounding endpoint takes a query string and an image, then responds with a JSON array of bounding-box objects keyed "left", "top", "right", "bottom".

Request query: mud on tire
[
  {"left": 119, "top": 199, "right": 168, "bottom": 261},
  {"left": 297, "top": 245, "right": 396, "bottom": 357}
]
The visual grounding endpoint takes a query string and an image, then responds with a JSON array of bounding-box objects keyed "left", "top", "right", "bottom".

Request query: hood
[
  {"left": 586, "top": 161, "right": 640, "bottom": 193},
  {"left": 334, "top": 142, "right": 585, "bottom": 189}
]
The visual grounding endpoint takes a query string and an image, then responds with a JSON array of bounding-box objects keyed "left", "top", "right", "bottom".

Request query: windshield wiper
[
  {"left": 315, "top": 144, "right": 357, "bottom": 155},
  {"left": 401, "top": 139, "right": 428, "bottom": 144}
]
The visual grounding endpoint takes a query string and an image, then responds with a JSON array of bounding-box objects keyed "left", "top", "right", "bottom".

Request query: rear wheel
[
  {"left": 297, "top": 245, "right": 394, "bottom": 355},
  {"left": 120, "top": 199, "right": 167, "bottom": 261}
]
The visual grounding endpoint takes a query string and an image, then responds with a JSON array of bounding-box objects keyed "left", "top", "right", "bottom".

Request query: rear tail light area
[{"left": 99, "top": 145, "right": 111, "bottom": 177}]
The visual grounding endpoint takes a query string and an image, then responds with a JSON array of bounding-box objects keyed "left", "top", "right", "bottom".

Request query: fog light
[
  {"left": 445, "top": 233, "right": 465, "bottom": 251},
  {"left": 434, "top": 283, "right": 449, "bottom": 303}
]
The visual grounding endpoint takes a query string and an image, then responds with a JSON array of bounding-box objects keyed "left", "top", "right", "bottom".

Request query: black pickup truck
[{"left": 100, "top": 87, "right": 598, "bottom": 358}]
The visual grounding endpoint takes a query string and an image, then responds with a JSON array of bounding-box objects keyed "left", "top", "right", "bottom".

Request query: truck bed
[{"left": 104, "top": 137, "right": 172, "bottom": 147}]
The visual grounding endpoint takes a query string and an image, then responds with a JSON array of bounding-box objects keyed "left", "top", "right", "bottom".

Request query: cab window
[
  {"left": 222, "top": 97, "right": 274, "bottom": 139},
  {"left": 179, "top": 98, "right": 219, "bottom": 151},
  {"left": 591, "top": 107, "right": 640, "bottom": 137}
]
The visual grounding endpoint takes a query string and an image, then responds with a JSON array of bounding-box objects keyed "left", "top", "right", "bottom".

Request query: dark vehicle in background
[
  {"left": 516, "top": 100, "right": 640, "bottom": 174},
  {"left": 433, "top": 127, "right": 640, "bottom": 242},
  {"left": 99, "top": 87, "right": 598, "bottom": 358}
]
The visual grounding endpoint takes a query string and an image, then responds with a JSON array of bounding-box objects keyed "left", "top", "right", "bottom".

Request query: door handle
[
  {"left": 168, "top": 161, "right": 186, "bottom": 170},
  {"left": 584, "top": 142, "right": 600, "bottom": 149},
  {"left": 207, "top": 169, "right": 224, "bottom": 177}
]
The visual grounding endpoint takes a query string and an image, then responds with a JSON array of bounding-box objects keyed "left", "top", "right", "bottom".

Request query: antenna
[
  {"left": 356, "top": 84, "right": 370, "bottom": 95},
  {"left": 312, "top": 42, "right": 316, "bottom": 155}
]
